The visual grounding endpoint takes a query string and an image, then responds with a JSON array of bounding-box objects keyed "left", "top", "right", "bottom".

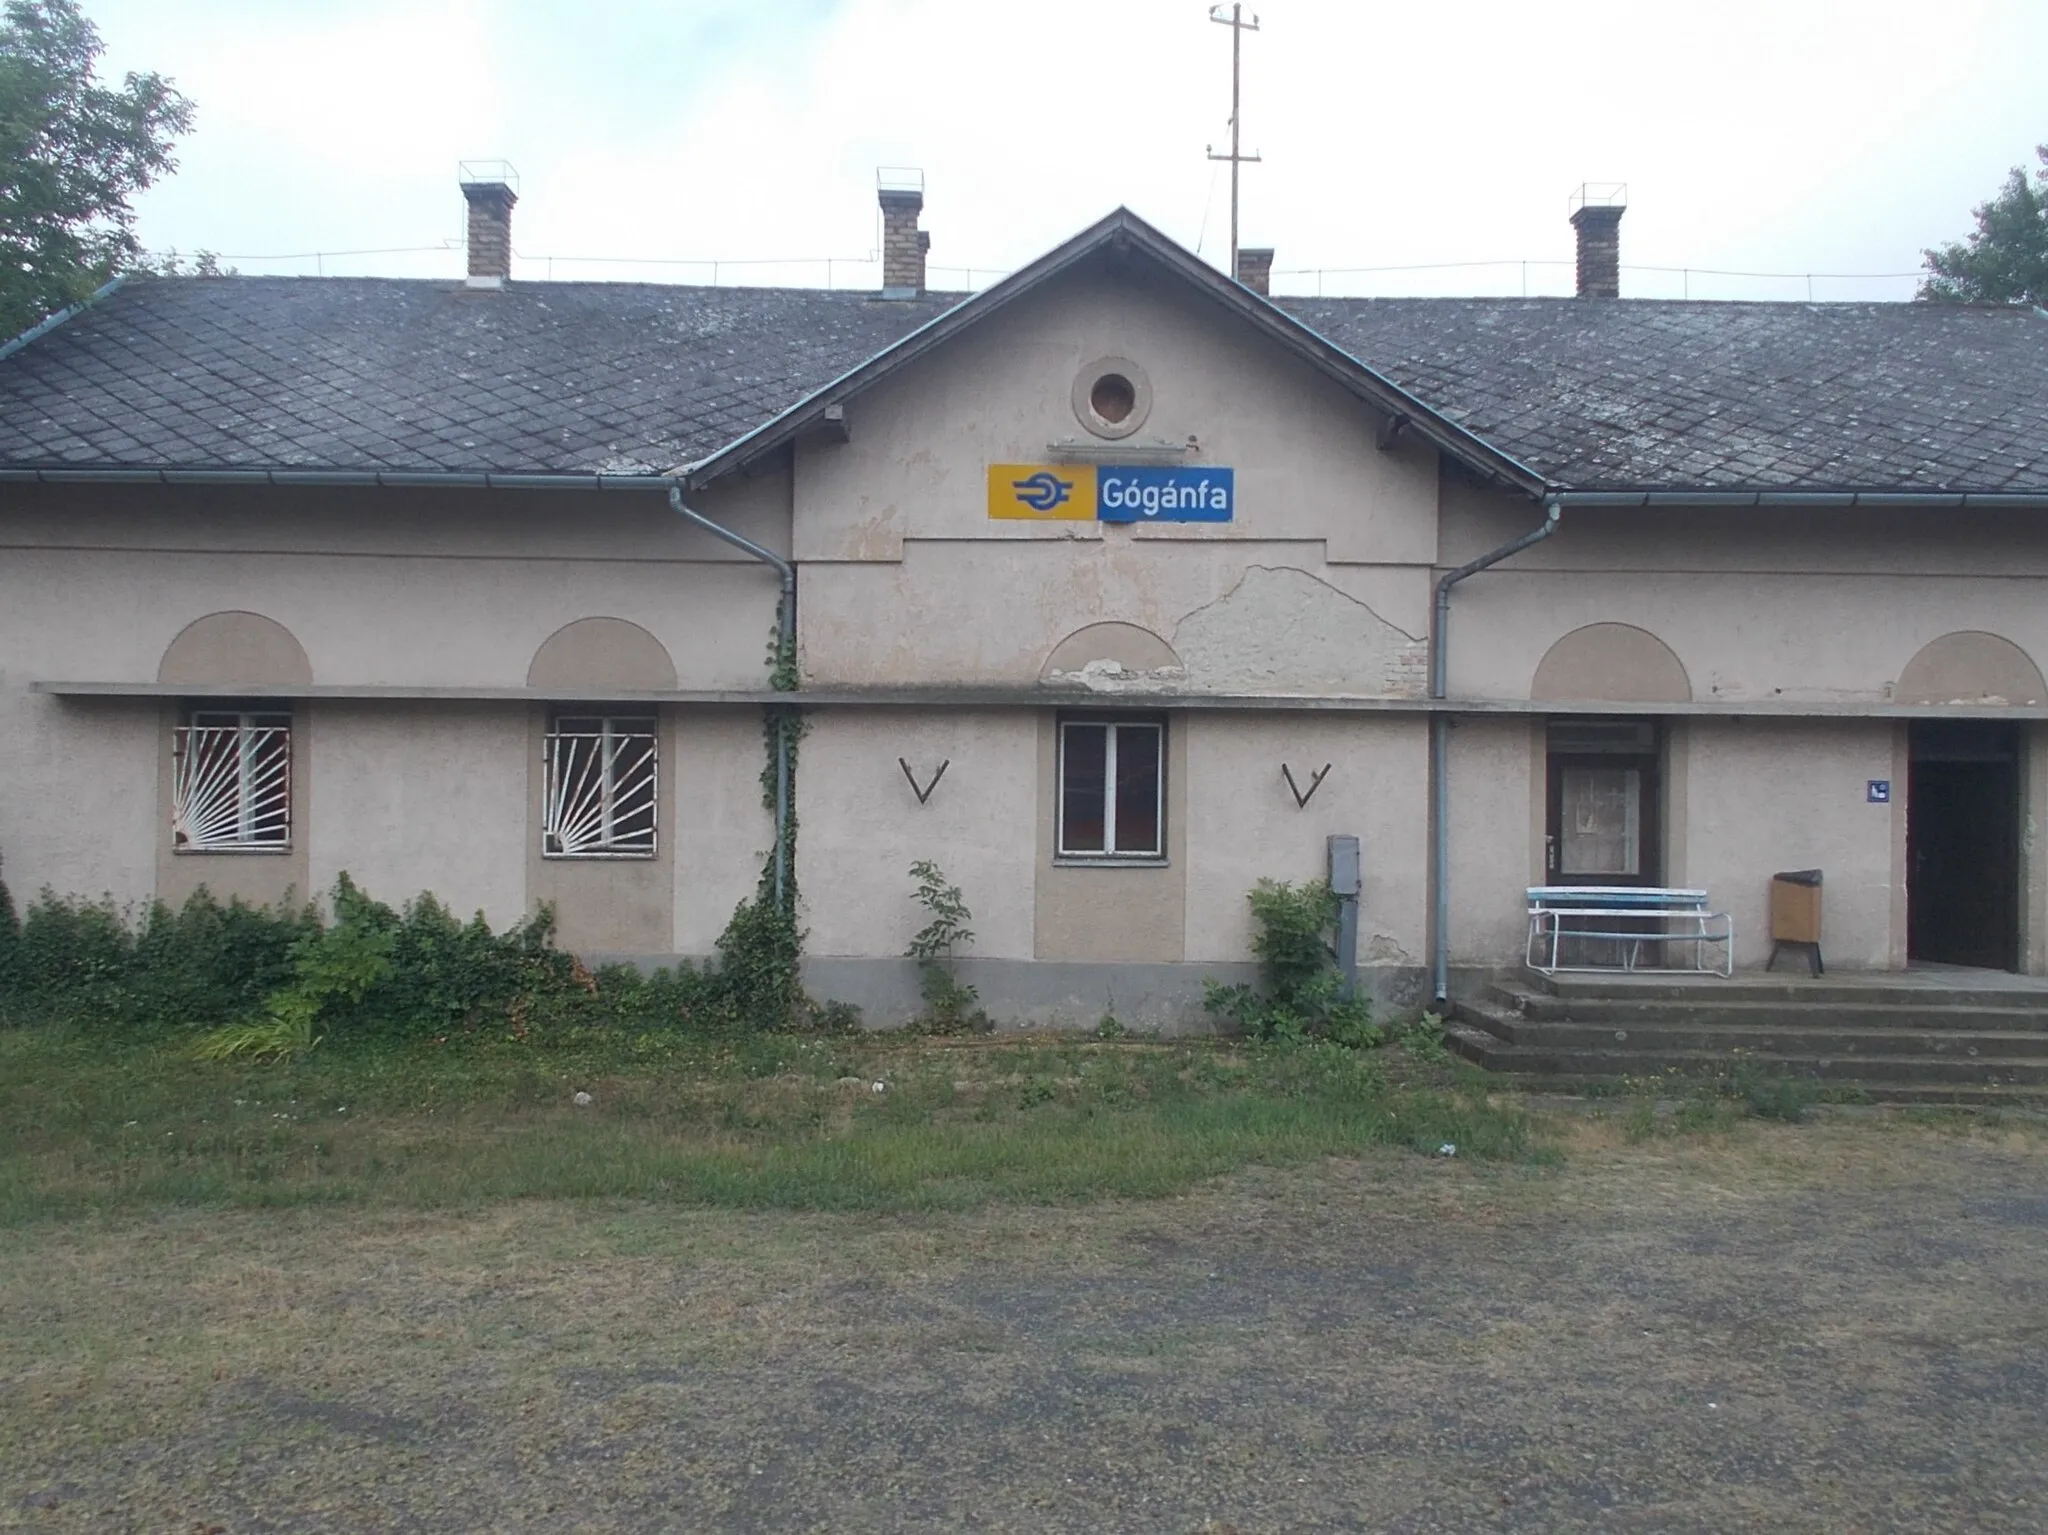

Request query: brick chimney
[
  {"left": 877, "top": 172, "right": 928, "bottom": 295},
  {"left": 460, "top": 163, "right": 519, "bottom": 286},
  {"left": 1235, "top": 246, "right": 1274, "bottom": 296},
  {"left": 1568, "top": 185, "right": 1626, "bottom": 299}
]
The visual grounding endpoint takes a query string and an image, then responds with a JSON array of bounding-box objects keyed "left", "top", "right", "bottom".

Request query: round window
[
  {"left": 1072, "top": 357, "right": 1152, "bottom": 439},
  {"left": 1089, "top": 373, "right": 1136, "bottom": 424}
]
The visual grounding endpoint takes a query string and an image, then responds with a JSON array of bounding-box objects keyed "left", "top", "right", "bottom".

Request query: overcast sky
[{"left": 92, "top": 0, "right": 2048, "bottom": 300}]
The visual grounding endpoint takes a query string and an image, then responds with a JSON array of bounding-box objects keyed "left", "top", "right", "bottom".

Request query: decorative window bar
[
  {"left": 172, "top": 710, "right": 293, "bottom": 852},
  {"left": 544, "top": 713, "right": 658, "bottom": 857}
]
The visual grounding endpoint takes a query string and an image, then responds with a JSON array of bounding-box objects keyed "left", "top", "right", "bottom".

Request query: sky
[{"left": 89, "top": 0, "right": 2048, "bottom": 301}]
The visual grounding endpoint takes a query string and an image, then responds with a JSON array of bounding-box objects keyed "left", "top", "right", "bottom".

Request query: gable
[{"left": 789, "top": 246, "right": 1441, "bottom": 566}]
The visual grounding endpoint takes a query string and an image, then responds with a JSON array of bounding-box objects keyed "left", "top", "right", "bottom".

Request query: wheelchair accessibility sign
[{"left": 987, "top": 464, "right": 1234, "bottom": 523}]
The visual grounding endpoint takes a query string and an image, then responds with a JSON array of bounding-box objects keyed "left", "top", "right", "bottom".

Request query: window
[
  {"left": 172, "top": 708, "right": 292, "bottom": 852},
  {"left": 1070, "top": 355, "right": 1153, "bottom": 440},
  {"left": 544, "top": 712, "right": 657, "bottom": 857},
  {"left": 1057, "top": 717, "right": 1164, "bottom": 860}
]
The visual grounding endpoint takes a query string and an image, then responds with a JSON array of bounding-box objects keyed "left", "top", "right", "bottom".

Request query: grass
[{"left": 0, "top": 1023, "right": 1543, "bottom": 1223}]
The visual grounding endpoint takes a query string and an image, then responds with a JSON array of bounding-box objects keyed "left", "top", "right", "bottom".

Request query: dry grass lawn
[{"left": 5, "top": 1111, "right": 2047, "bottom": 1532}]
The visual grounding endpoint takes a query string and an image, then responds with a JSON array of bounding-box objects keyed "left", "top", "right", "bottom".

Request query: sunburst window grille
[
  {"left": 172, "top": 710, "right": 293, "bottom": 852},
  {"left": 544, "top": 713, "right": 658, "bottom": 857}
]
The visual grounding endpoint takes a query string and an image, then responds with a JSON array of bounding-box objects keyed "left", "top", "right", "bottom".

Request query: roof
[
  {"left": 1281, "top": 296, "right": 2048, "bottom": 495},
  {"left": 0, "top": 224, "right": 2043, "bottom": 496},
  {"left": 0, "top": 276, "right": 957, "bottom": 477}
]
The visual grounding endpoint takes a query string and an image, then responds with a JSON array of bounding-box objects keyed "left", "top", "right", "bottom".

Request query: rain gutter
[
  {"left": 1428, "top": 497, "right": 1563, "bottom": 1004},
  {"left": 667, "top": 484, "right": 797, "bottom": 911},
  {"left": 0, "top": 466, "right": 675, "bottom": 490},
  {"left": 1551, "top": 489, "right": 2048, "bottom": 510}
]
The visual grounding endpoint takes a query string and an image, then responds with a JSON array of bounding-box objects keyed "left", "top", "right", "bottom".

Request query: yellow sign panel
[{"left": 987, "top": 464, "right": 1097, "bottom": 521}]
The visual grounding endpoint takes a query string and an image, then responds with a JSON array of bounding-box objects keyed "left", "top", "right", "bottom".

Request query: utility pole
[{"left": 1206, "top": 3, "right": 1261, "bottom": 278}]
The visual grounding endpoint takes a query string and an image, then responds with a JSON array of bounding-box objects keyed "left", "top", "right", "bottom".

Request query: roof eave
[
  {"left": 1550, "top": 487, "right": 2048, "bottom": 509},
  {"left": 0, "top": 465, "right": 681, "bottom": 491}
]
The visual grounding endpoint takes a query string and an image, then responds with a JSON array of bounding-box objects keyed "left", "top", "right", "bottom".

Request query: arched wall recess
[
  {"left": 158, "top": 611, "right": 313, "bottom": 686},
  {"left": 1040, "top": 621, "right": 1184, "bottom": 687},
  {"left": 527, "top": 617, "right": 678, "bottom": 691},
  {"left": 1894, "top": 631, "right": 2046, "bottom": 706},
  {"left": 1530, "top": 622, "right": 1691, "bottom": 703}
]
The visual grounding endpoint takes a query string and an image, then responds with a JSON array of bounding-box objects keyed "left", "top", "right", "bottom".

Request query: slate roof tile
[
  {"left": 0, "top": 277, "right": 958, "bottom": 477},
  {"left": 1282, "top": 296, "right": 2048, "bottom": 492},
  {"left": 1, "top": 277, "right": 2044, "bottom": 494}
]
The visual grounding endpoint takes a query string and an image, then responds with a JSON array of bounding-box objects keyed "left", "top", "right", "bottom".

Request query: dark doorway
[
  {"left": 1908, "top": 723, "right": 2021, "bottom": 970},
  {"left": 1545, "top": 719, "right": 1662, "bottom": 887}
]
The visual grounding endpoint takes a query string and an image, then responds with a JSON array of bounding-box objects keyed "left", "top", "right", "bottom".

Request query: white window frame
[
  {"left": 543, "top": 711, "right": 659, "bottom": 859},
  {"left": 172, "top": 708, "right": 293, "bottom": 853},
  {"left": 1056, "top": 716, "right": 1166, "bottom": 861}
]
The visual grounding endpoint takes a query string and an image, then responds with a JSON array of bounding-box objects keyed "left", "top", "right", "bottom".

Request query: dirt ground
[{"left": 4, "top": 1115, "right": 2047, "bottom": 1533}]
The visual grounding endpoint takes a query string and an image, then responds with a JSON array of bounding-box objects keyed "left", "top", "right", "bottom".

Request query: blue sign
[
  {"left": 1867, "top": 779, "right": 1891, "bottom": 804},
  {"left": 1095, "top": 466, "right": 1235, "bottom": 523}
]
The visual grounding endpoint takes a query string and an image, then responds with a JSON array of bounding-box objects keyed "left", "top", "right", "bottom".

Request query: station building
[{"left": 3, "top": 176, "right": 2046, "bottom": 1026}]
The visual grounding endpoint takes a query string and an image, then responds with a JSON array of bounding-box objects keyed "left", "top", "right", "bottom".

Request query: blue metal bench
[{"left": 1525, "top": 886, "right": 1733, "bottom": 976}]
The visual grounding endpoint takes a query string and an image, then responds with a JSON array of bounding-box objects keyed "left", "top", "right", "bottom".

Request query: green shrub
[
  {"left": 0, "top": 847, "right": 822, "bottom": 1045},
  {"left": 1204, "top": 878, "right": 1378, "bottom": 1048},
  {"left": 713, "top": 894, "right": 803, "bottom": 1030},
  {"left": 0, "top": 883, "right": 316, "bottom": 1033},
  {"left": 0, "top": 855, "right": 20, "bottom": 997},
  {"left": 906, "top": 860, "right": 988, "bottom": 1034}
]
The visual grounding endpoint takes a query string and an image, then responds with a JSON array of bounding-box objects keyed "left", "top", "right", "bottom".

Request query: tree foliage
[
  {"left": 1919, "top": 145, "right": 2048, "bottom": 307},
  {"left": 0, "top": 0, "right": 194, "bottom": 338}
]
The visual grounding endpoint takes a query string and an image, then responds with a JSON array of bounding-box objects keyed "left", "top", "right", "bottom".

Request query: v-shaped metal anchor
[
  {"left": 1281, "top": 762, "right": 1332, "bottom": 808},
  {"left": 899, "top": 757, "right": 950, "bottom": 805}
]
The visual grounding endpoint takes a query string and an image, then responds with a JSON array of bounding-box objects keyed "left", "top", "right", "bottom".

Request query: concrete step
[
  {"left": 1474, "top": 1017, "right": 2048, "bottom": 1059},
  {"left": 1444, "top": 1017, "right": 2048, "bottom": 1087},
  {"left": 1456, "top": 1060, "right": 2048, "bottom": 1109},
  {"left": 1482, "top": 982, "right": 2048, "bottom": 1033},
  {"left": 1515, "top": 970, "right": 2048, "bottom": 1011}
]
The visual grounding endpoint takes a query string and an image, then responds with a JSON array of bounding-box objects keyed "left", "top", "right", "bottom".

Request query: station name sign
[{"left": 988, "top": 464, "right": 1235, "bottom": 523}]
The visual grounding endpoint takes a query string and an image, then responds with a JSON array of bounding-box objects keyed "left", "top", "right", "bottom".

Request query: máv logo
[{"left": 1010, "top": 471, "right": 1073, "bottom": 513}]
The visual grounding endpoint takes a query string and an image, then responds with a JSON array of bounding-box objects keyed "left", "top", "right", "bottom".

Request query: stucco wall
[
  {"left": 670, "top": 709, "right": 779, "bottom": 957},
  {"left": 1181, "top": 713, "right": 1428, "bottom": 972},
  {"left": 308, "top": 701, "right": 529, "bottom": 927},
  {"left": 1441, "top": 484, "right": 2048, "bottom": 706},
  {"left": 3, "top": 478, "right": 787, "bottom": 693},
  {"left": 792, "top": 259, "right": 1437, "bottom": 695},
  {"left": 1440, "top": 715, "right": 1541, "bottom": 966},
  {"left": 1679, "top": 719, "right": 1901, "bottom": 969},
  {"left": 0, "top": 479, "right": 785, "bottom": 938},
  {"left": 796, "top": 709, "right": 1039, "bottom": 961}
]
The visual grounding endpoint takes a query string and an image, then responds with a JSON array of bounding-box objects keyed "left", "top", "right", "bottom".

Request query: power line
[
  {"left": 1276, "top": 258, "right": 1922, "bottom": 279},
  {"left": 142, "top": 242, "right": 1926, "bottom": 296}
]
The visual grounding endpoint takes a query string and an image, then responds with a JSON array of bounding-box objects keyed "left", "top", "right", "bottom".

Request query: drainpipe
[
  {"left": 1429, "top": 497, "right": 1562, "bottom": 1002},
  {"left": 668, "top": 484, "right": 796, "bottom": 909}
]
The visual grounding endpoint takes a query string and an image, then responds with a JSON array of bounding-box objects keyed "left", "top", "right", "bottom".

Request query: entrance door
[
  {"left": 1908, "top": 723, "right": 2020, "bottom": 970},
  {"left": 1546, "top": 720, "right": 1662, "bottom": 887}
]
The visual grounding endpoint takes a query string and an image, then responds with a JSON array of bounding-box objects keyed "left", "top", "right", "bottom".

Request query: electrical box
[{"left": 1327, "top": 834, "right": 1361, "bottom": 897}]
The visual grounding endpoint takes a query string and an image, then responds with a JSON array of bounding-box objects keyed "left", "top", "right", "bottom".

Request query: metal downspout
[
  {"left": 1429, "top": 498, "right": 1562, "bottom": 1002},
  {"left": 668, "top": 484, "right": 796, "bottom": 908}
]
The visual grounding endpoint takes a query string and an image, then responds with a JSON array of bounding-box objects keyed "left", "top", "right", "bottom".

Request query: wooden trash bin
[{"left": 1768, "top": 869, "right": 1823, "bottom": 974}]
